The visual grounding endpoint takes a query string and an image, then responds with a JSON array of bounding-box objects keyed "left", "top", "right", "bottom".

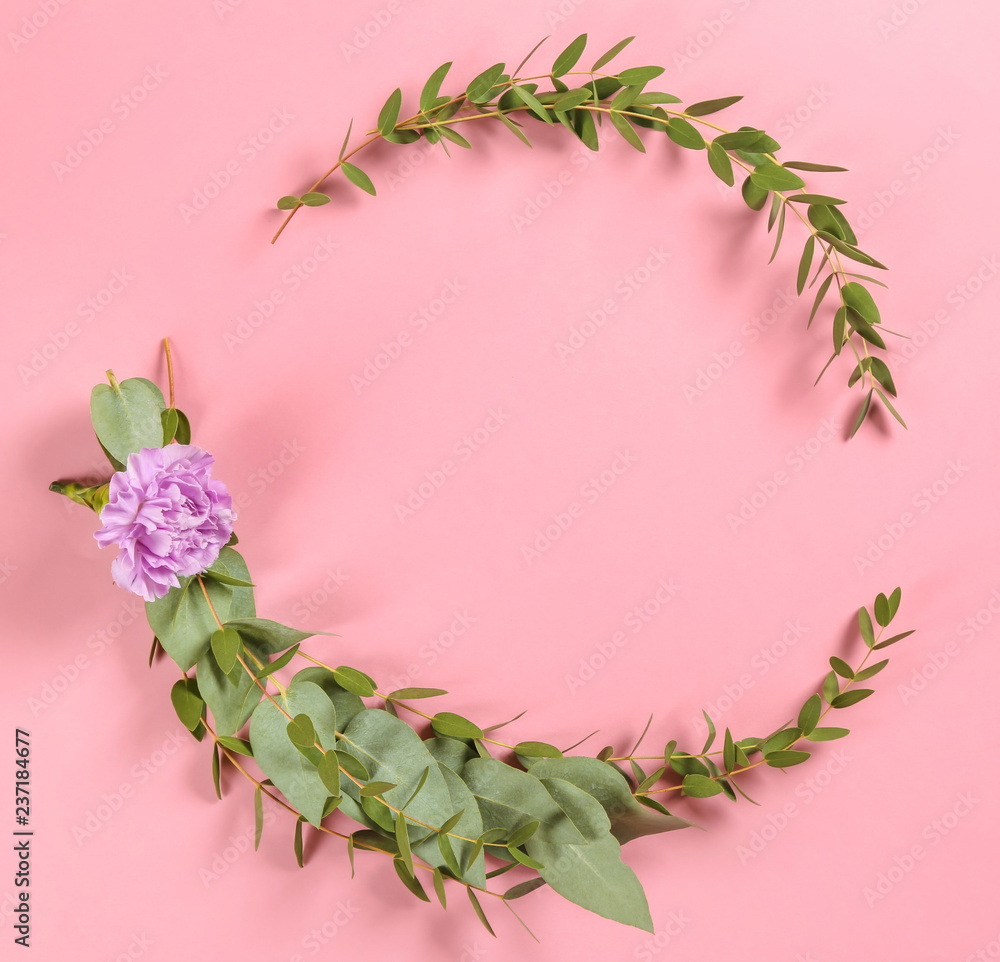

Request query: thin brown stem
[{"left": 162, "top": 337, "right": 176, "bottom": 409}]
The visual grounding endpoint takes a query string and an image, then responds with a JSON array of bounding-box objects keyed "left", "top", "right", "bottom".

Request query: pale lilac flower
[{"left": 94, "top": 445, "right": 235, "bottom": 602}]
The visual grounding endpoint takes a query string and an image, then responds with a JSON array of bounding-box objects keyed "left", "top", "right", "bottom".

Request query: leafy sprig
[
  {"left": 271, "top": 35, "right": 903, "bottom": 435},
  {"left": 51, "top": 343, "right": 915, "bottom": 936}
]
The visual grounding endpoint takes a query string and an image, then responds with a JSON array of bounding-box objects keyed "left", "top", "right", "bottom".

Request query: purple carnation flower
[{"left": 94, "top": 445, "right": 235, "bottom": 602}]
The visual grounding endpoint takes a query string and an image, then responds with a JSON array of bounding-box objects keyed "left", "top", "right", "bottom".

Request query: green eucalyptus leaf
[
  {"left": 806, "top": 727, "right": 850, "bottom": 741},
  {"left": 816, "top": 231, "right": 887, "bottom": 270},
  {"left": 750, "top": 161, "right": 806, "bottom": 192},
  {"left": 610, "top": 110, "right": 645, "bottom": 151},
  {"left": 217, "top": 735, "right": 252, "bottom": 756},
  {"left": 681, "top": 773, "right": 723, "bottom": 797},
  {"left": 830, "top": 656, "right": 855, "bottom": 679},
  {"left": 438, "top": 127, "right": 472, "bottom": 150},
  {"left": 317, "top": 750, "right": 342, "bottom": 796},
  {"left": 504, "top": 877, "right": 547, "bottom": 900},
  {"left": 591, "top": 36, "right": 635, "bottom": 71},
  {"left": 147, "top": 547, "right": 254, "bottom": 672},
  {"left": 467, "top": 888, "right": 496, "bottom": 937},
  {"left": 554, "top": 89, "right": 592, "bottom": 112},
  {"left": 723, "top": 728, "right": 736, "bottom": 773},
  {"left": 525, "top": 777, "right": 653, "bottom": 932},
  {"left": 508, "top": 820, "right": 541, "bottom": 848},
  {"left": 552, "top": 33, "right": 587, "bottom": 76},
  {"left": 360, "top": 780, "right": 397, "bottom": 797},
  {"left": 512, "top": 83, "right": 553, "bottom": 124},
  {"left": 497, "top": 112, "right": 533, "bottom": 146},
  {"left": 768, "top": 203, "right": 787, "bottom": 263},
  {"left": 808, "top": 273, "right": 835, "bottom": 328},
  {"left": 830, "top": 205, "right": 858, "bottom": 245},
  {"left": 332, "top": 665, "right": 376, "bottom": 697},
  {"left": 335, "top": 750, "right": 369, "bottom": 782},
  {"left": 783, "top": 160, "right": 848, "bottom": 172},
  {"left": 514, "top": 741, "right": 563, "bottom": 759},
  {"left": 833, "top": 306, "right": 848, "bottom": 356},
  {"left": 511, "top": 36, "right": 549, "bottom": 78},
  {"left": 248, "top": 678, "right": 337, "bottom": 827},
  {"left": 253, "top": 785, "right": 264, "bottom": 850},
  {"left": 384, "top": 129, "right": 422, "bottom": 146},
  {"left": 393, "top": 857, "right": 429, "bottom": 900},
  {"left": 387, "top": 687, "right": 448, "bottom": 701},
  {"left": 341, "top": 162, "right": 376, "bottom": 196},
  {"left": 797, "top": 235, "right": 815, "bottom": 296},
  {"left": 223, "top": 618, "right": 322, "bottom": 654},
  {"left": 629, "top": 104, "right": 670, "bottom": 131},
  {"left": 764, "top": 750, "right": 811, "bottom": 768},
  {"left": 686, "top": 94, "right": 743, "bottom": 116},
  {"left": 797, "top": 694, "right": 822, "bottom": 735},
  {"left": 701, "top": 710, "right": 717, "bottom": 754},
  {"left": 90, "top": 375, "right": 166, "bottom": 465},
  {"left": 611, "top": 84, "right": 644, "bottom": 111},
  {"left": 466, "top": 63, "right": 506, "bottom": 103},
  {"left": 351, "top": 829, "right": 398, "bottom": 857},
  {"left": 286, "top": 713, "right": 317, "bottom": 749},
  {"left": 869, "top": 358, "right": 897, "bottom": 397},
  {"left": 161, "top": 407, "right": 179, "bottom": 445},
  {"left": 617, "top": 65, "right": 665, "bottom": 86},
  {"left": 888, "top": 588, "right": 902, "bottom": 620},
  {"left": 707, "top": 141, "right": 735, "bottom": 186},
  {"left": 859, "top": 607, "right": 876, "bottom": 647},
  {"left": 831, "top": 689, "right": 874, "bottom": 708},
  {"left": 665, "top": 117, "right": 706, "bottom": 150},
  {"left": 200, "top": 567, "right": 254, "bottom": 588},
  {"left": 431, "top": 712, "right": 484, "bottom": 740},
  {"left": 276, "top": 195, "right": 301, "bottom": 210},
  {"left": 431, "top": 867, "right": 447, "bottom": 909},
  {"left": 846, "top": 309, "right": 886, "bottom": 349},
  {"left": 822, "top": 670, "right": 840, "bottom": 704},
  {"left": 377, "top": 87, "right": 402, "bottom": 136},
  {"left": 855, "top": 659, "right": 890, "bottom": 681},
  {"left": 669, "top": 753, "right": 710, "bottom": 778},
  {"left": 210, "top": 626, "right": 242, "bottom": 674},
  {"left": 420, "top": 62, "right": 452, "bottom": 113},
  {"left": 875, "top": 388, "right": 907, "bottom": 428},
  {"left": 761, "top": 728, "right": 801, "bottom": 754},
  {"left": 808, "top": 204, "right": 843, "bottom": 239},
  {"left": 786, "top": 193, "right": 848, "bottom": 206},
  {"left": 642, "top": 91, "right": 683, "bottom": 104},
  {"left": 741, "top": 176, "right": 769, "bottom": 211},
  {"left": 573, "top": 105, "right": 600, "bottom": 150},
  {"left": 714, "top": 128, "right": 780, "bottom": 152},
  {"left": 254, "top": 644, "right": 299, "bottom": 680},
  {"left": 170, "top": 678, "right": 203, "bottom": 731}
]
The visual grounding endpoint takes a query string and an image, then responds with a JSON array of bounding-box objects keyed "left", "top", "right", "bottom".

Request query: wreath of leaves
[{"left": 51, "top": 36, "right": 916, "bottom": 939}]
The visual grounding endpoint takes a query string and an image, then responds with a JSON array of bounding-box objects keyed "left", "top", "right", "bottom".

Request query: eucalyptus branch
[{"left": 269, "top": 34, "right": 902, "bottom": 435}]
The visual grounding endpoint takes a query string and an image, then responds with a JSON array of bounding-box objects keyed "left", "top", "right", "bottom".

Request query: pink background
[{"left": 3, "top": 0, "right": 998, "bottom": 958}]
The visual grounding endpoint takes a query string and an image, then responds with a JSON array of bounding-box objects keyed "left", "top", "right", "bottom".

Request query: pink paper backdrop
[{"left": 3, "top": 1, "right": 998, "bottom": 958}]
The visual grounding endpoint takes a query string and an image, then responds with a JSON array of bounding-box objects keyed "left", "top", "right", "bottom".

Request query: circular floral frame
[{"left": 54, "top": 35, "right": 914, "bottom": 940}]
